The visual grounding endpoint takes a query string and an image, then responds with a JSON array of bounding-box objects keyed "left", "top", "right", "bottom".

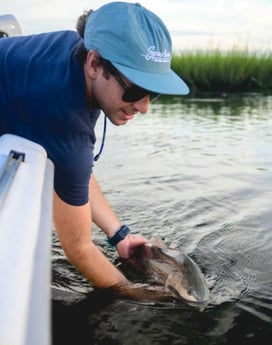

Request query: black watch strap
[{"left": 108, "top": 225, "right": 131, "bottom": 246}]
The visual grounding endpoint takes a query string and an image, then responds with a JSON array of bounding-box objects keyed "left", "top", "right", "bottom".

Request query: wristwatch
[{"left": 108, "top": 225, "right": 131, "bottom": 246}]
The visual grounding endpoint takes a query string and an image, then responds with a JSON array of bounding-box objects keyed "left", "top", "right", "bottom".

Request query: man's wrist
[{"left": 107, "top": 225, "right": 131, "bottom": 246}]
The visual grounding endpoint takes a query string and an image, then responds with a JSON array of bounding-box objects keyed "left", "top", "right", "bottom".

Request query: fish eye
[{"left": 187, "top": 288, "right": 193, "bottom": 296}]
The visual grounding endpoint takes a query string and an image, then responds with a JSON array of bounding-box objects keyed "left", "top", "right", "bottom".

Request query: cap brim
[{"left": 111, "top": 62, "right": 190, "bottom": 95}]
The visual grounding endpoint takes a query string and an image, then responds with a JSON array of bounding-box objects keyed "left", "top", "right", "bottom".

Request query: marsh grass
[{"left": 171, "top": 50, "right": 272, "bottom": 95}]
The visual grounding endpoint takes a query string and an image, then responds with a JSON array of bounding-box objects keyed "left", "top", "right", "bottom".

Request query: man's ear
[{"left": 86, "top": 50, "right": 101, "bottom": 78}]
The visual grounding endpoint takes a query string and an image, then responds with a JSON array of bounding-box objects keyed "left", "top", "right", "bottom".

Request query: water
[{"left": 52, "top": 95, "right": 272, "bottom": 344}]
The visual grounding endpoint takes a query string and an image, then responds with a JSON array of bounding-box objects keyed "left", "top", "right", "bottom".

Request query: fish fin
[
  {"left": 165, "top": 271, "right": 184, "bottom": 287},
  {"left": 161, "top": 247, "right": 187, "bottom": 264},
  {"left": 165, "top": 272, "right": 187, "bottom": 300},
  {"left": 149, "top": 237, "right": 165, "bottom": 248}
]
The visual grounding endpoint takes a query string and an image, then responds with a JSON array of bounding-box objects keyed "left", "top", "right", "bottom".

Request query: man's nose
[{"left": 133, "top": 95, "right": 150, "bottom": 114}]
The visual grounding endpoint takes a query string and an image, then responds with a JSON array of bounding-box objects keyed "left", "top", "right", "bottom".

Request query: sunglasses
[{"left": 101, "top": 59, "right": 160, "bottom": 103}]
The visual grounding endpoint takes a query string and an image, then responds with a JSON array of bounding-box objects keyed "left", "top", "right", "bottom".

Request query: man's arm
[
  {"left": 89, "top": 175, "right": 148, "bottom": 258},
  {"left": 88, "top": 174, "right": 122, "bottom": 238},
  {"left": 53, "top": 191, "right": 128, "bottom": 288}
]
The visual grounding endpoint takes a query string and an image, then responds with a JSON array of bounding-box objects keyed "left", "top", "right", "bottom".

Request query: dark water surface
[{"left": 52, "top": 95, "right": 272, "bottom": 344}]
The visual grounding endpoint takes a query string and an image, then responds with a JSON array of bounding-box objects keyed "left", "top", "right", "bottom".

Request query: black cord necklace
[{"left": 94, "top": 114, "right": 107, "bottom": 162}]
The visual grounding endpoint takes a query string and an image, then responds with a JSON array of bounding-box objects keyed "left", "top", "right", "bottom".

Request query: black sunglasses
[{"left": 101, "top": 59, "right": 160, "bottom": 103}]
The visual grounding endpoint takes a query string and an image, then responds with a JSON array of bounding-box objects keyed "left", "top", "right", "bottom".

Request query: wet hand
[{"left": 116, "top": 234, "right": 148, "bottom": 259}]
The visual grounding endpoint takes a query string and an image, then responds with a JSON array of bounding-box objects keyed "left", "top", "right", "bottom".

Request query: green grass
[{"left": 171, "top": 50, "right": 272, "bottom": 95}]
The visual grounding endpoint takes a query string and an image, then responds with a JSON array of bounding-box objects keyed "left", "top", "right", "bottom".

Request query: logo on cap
[{"left": 143, "top": 46, "right": 171, "bottom": 63}]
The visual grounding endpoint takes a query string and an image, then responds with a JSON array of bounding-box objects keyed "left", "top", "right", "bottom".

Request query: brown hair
[{"left": 76, "top": 9, "right": 94, "bottom": 38}]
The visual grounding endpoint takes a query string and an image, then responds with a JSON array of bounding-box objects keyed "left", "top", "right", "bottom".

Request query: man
[{"left": 0, "top": 2, "right": 189, "bottom": 296}]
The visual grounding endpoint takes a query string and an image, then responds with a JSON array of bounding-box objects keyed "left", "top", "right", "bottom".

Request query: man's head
[{"left": 83, "top": 2, "right": 189, "bottom": 97}]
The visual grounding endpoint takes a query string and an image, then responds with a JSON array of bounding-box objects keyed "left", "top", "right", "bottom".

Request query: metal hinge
[{"left": 0, "top": 150, "right": 25, "bottom": 208}]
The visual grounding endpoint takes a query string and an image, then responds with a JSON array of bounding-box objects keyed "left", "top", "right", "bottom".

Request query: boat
[{"left": 0, "top": 134, "right": 53, "bottom": 345}]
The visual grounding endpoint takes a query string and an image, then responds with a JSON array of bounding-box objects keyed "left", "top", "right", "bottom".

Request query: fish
[{"left": 121, "top": 238, "right": 209, "bottom": 304}]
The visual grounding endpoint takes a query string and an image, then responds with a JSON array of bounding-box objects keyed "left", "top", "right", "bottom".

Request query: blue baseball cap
[{"left": 84, "top": 2, "right": 189, "bottom": 95}]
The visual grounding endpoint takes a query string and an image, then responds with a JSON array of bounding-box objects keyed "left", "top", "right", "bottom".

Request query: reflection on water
[{"left": 52, "top": 95, "right": 272, "bottom": 344}]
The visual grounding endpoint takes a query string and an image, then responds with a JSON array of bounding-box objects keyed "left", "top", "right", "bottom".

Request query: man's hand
[{"left": 116, "top": 234, "right": 148, "bottom": 259}]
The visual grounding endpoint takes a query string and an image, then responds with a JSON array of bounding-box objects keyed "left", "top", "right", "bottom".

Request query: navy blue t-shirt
[{"left": 0, "top": 31, "right": 101, "bottom": 206}]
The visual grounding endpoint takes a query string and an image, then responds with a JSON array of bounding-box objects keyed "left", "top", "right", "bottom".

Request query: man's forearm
[
  {"left": 89, "top": 175, "right": 148, "bottom": 258},
  {"left": 64, "top": 239, "right": 127, "bottom": 288},
  {"left": 89, "top": 174, "right": 121, "bottom": 237},
  {"left": 53, "top": 192, "right": 127, "bottom": 288}
]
